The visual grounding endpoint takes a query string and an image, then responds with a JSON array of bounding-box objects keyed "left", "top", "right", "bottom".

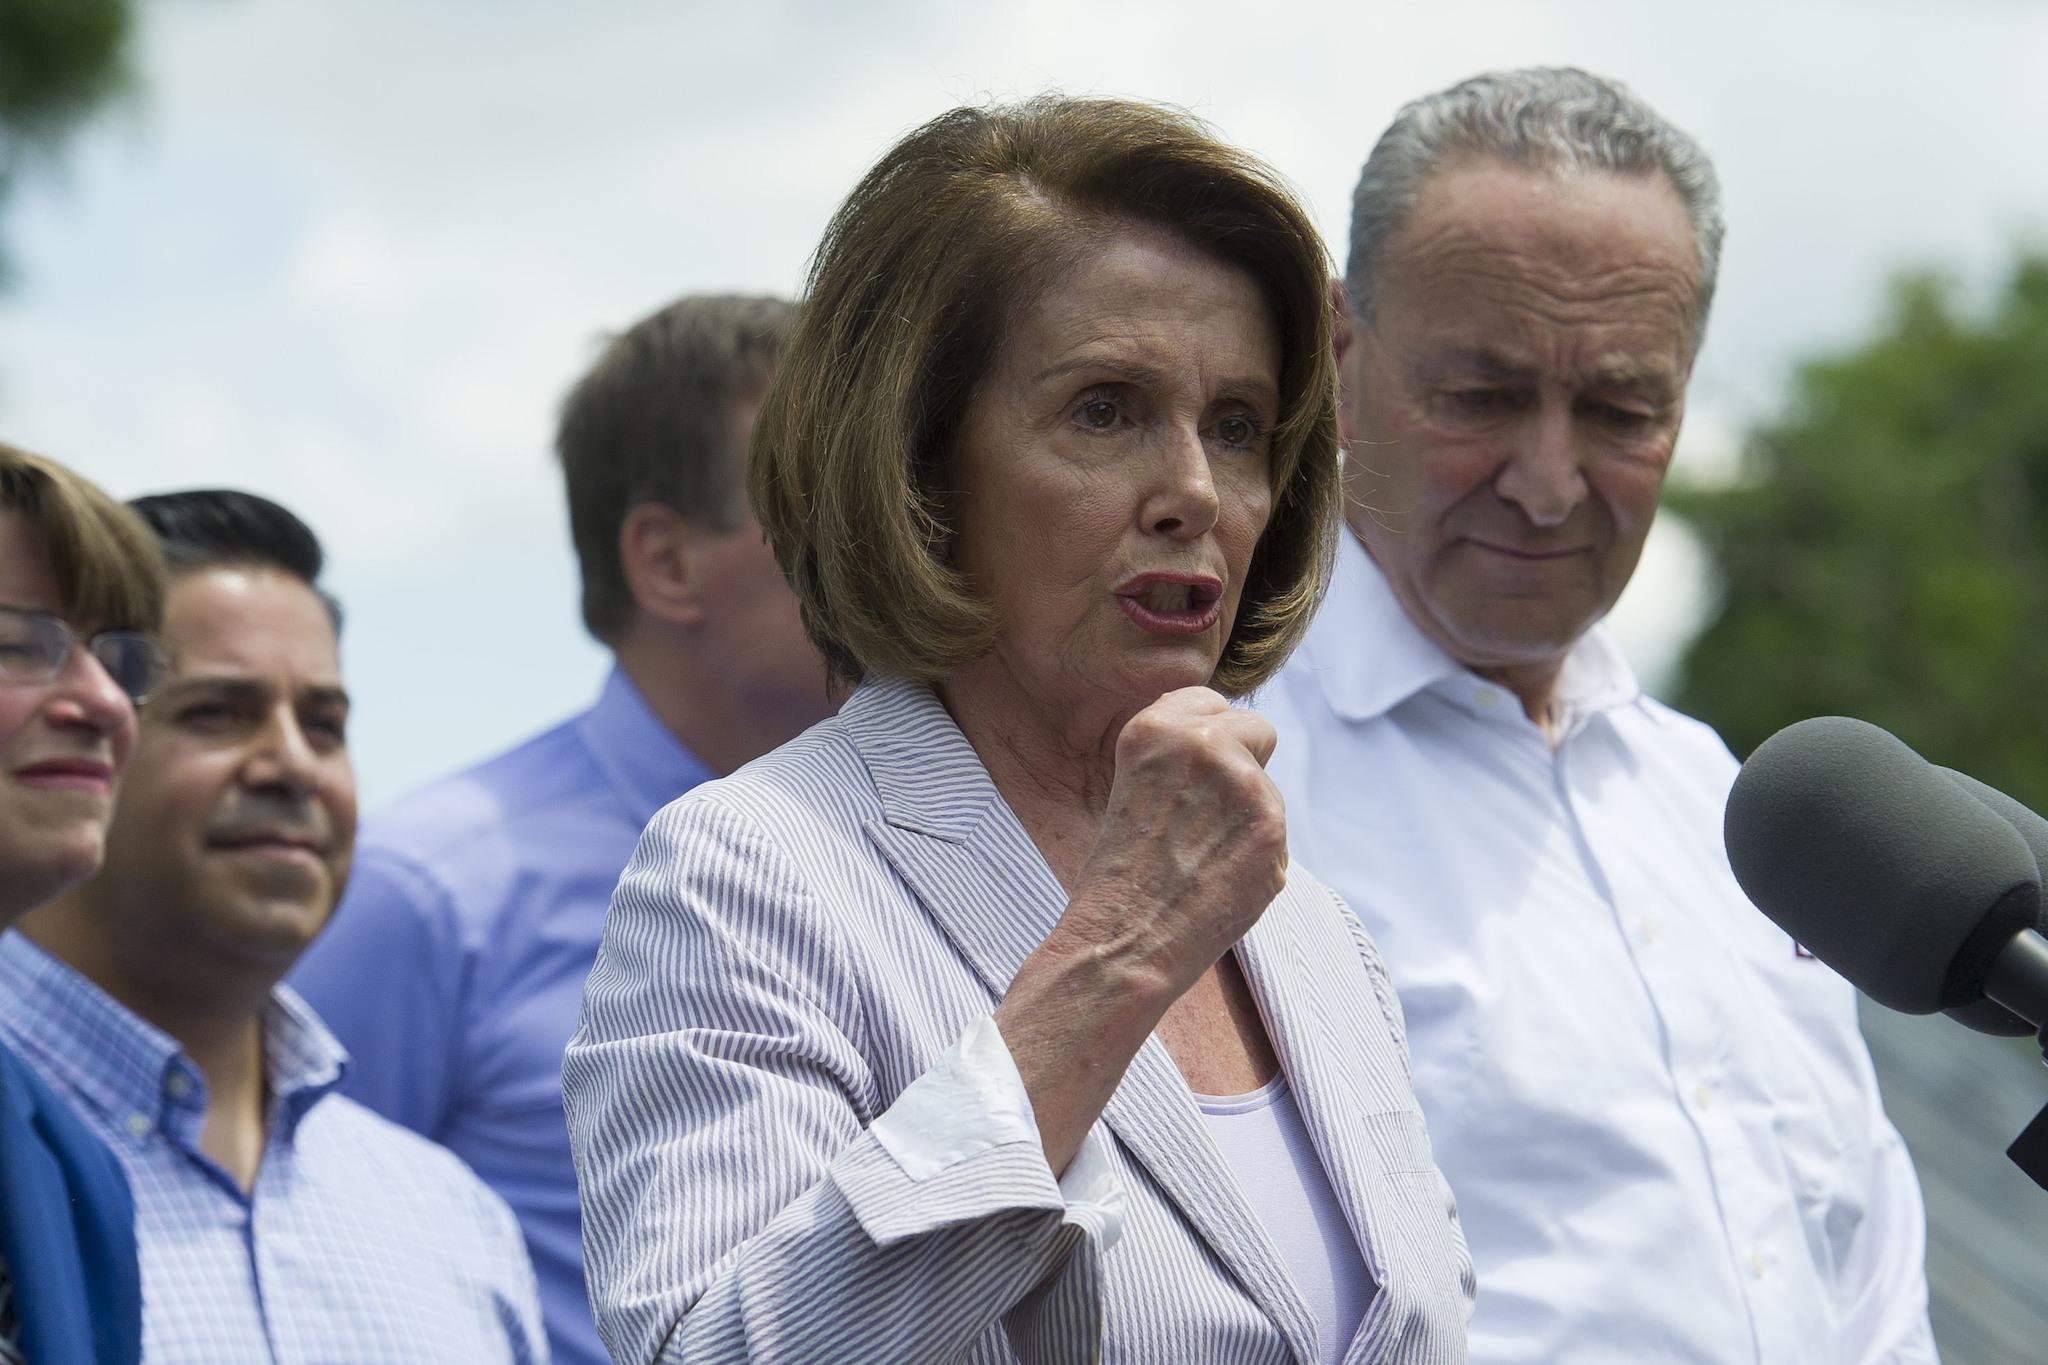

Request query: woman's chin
[{"left": 1104, "top": 643, "right": 1223, "bottom": 702}]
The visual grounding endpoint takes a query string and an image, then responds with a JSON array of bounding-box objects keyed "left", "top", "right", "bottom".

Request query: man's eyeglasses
[{"left": 0, "top": 605, "right": 170, "bottom": 705}]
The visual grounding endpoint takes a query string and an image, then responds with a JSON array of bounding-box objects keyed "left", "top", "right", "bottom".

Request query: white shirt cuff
[{"left": 870, "top": 1012, "right": 1126, "bottom": 1250}]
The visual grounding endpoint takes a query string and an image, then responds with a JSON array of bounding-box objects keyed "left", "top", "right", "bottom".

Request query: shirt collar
[
  {"left": 265, "top": 984, "right": 349, "bottom": 1131},
  {"left": 0, "top": 931, "right": 349, "bottom": 1147},
  {"left": 1551, "top": 610, "right": 1647, "bottom": 718},
  {"left": 1299, "top": 530, "right": 1646, "bottom": 724},
  {"left": 577, "top": 665, "right": 718, "bottom": 827}
]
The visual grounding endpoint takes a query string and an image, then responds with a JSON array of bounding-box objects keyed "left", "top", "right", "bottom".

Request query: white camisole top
[{"left": 1195, "top": 1073, "right": 1378, "bottom": 1364}]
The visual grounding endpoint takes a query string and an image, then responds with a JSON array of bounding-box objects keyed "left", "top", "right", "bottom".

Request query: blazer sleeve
[
  {"left": 0, "top": 1043, "right": 143, "bottom": 1365},
  {"left": 563, "top": 795, "right": 1116, "bottom": 1365}
]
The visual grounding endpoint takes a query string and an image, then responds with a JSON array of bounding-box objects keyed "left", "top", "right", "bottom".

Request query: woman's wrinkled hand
[{"left": 1059, "top": 686, "right": 1288, "bottom": 997}]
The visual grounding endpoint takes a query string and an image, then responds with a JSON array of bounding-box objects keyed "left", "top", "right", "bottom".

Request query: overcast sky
[{"left": 3, "top": 0, "right": 2044, "bottom": 804}]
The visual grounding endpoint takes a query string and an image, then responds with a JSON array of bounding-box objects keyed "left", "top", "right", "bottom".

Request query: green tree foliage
[
  {"left": 0, "top": 0, "right": 133, "bottom": 281},
  {"left": 1673, "top": 252, "right": 2048, "bottom": 807}
]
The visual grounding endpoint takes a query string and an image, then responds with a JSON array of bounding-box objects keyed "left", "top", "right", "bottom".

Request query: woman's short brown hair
[
  {"left": 0, "top": 442, "right": 164, "bottom": 633},
  {"left": 750, "top": 95, "right": 1339, "bottom": 697}
]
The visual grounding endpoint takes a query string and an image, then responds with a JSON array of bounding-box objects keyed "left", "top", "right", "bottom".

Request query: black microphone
[
  {"left": 1722, "top": 716, "right": 2047, "bottom": 1022},
  {"left": 1935, "top": 767, "right": 2048, "bottom": 1035}
]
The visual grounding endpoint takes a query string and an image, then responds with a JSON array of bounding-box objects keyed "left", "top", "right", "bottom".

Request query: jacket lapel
[
  {"left": 845, "top": 676, "right": 1059, "bottom": 995},
  {"left": 1095, "top": 1027, "right": 1319, "bottom": 1361},
  {"left": 0, "top": 1041, "right": 141, "bottom": 1365},
  {"left": 1237, "top": 882, "right": 1433, "bottom": 1356},
  {"left": 845, "top": 677, "right": 1317, "bottom": 1363}
]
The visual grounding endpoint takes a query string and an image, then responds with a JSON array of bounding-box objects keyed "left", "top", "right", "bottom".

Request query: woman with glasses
[{"left": 0, "top": 439, "right": 162, "bottom": 1365}]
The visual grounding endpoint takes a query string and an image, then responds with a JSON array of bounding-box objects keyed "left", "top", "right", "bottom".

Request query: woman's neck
[{"left": 937, "top": 655, "right": 1138, "bottom": 887}]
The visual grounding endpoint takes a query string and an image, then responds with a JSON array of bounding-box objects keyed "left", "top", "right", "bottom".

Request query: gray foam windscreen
[
  {"left": 1725, "top": 717, "right": 2040, "bottom": 1013},
  {"left": 1936, "top": 767, "right": 2048, "bottom": 1034}
]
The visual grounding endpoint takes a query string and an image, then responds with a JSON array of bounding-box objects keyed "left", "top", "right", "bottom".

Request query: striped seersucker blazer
[{"left": 564, "top": 675, "right": 1474, "bottom": 1364}]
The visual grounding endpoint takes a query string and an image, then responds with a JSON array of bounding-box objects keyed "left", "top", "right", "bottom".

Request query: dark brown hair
[
  {"left": 128, "top": 488, "right": 341, "bottom": 632},
  {"left": 750, "top": 95, "right": 1339, "bottom": 695},
  {"left": 557, "top": 294, "right": 796, "bottom": 642},
  {"left": 0, "top": 442, "right": 164, "bottom": 633}
]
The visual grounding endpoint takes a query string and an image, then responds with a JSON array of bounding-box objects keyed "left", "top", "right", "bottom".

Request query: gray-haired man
[{"left": 1260, "top": 69, "right": 1936, "bottom": 1361}]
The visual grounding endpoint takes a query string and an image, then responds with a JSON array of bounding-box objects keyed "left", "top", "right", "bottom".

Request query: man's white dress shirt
[{"left": 1257, "top": 531, "right": 1937, "bottom": 1364}]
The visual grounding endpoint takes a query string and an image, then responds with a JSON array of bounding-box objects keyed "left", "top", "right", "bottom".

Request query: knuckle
[
  {"left": 1244, "top": 801, "right": 1287, "bottom": 846},
  {"left": 1120, "top": 711, "right": 1166, "bottom": 752}
]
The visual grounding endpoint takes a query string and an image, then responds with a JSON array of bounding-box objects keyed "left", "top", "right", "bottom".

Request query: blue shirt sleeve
[{"left": 289, "top": 849, "right": 469, "bottom": 1138}]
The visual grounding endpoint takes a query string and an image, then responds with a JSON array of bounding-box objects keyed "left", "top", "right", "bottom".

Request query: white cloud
[{"left": 1, "top": 0, "right": 2042, "bottom": 800}]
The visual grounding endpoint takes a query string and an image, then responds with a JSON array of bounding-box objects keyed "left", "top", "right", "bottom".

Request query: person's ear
[
  {"left": 618, "top": 502, "right": 707, "bottom": 629},
  {"left": 1329, "top": 277, "right": 1356, "bottom": 367},
  {"left": 1329, "top": 278, "right": 1362, "bottom": 450}
]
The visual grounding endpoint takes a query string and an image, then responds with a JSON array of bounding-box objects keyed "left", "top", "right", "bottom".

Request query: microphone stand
[
  {"left": 2013, "top": 1023, "right": 2048, "bottom": 1190},
  {"left": 1989, "top": 934, "right": 2048, "bottom": 1189}
]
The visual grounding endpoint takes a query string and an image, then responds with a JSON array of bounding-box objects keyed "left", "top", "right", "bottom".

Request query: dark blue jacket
[{"left": 0, "top": 1038, "right": 141, "bottom": 1365}]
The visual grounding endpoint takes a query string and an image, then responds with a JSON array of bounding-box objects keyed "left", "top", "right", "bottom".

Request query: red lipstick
[{"left": 1113, "top": 572, "right": 1224, "bottom": 636}]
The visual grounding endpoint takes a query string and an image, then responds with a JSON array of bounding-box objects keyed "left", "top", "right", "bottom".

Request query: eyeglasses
[{"left": 0, "top": 605, "right": 170, "bottom": 705}]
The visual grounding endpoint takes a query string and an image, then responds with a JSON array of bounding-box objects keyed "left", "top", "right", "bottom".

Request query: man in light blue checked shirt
[{"left": 0, "top": 489, "right": 545, "bottom": 1364}]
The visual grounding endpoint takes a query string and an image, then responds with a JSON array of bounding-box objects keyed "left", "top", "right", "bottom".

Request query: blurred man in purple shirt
[{"left": 290, "top": 295, "right": 835, "bottom": 1365}]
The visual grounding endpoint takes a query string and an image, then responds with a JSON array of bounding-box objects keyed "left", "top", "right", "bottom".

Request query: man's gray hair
[{"left": 1345, "top": 67, "right": 1725, "bottom": 350}]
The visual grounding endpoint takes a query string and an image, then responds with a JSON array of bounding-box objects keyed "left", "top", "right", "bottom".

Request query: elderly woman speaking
[{"left": 565, "top": 97, "right": 1473, "bottom": 1364}]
